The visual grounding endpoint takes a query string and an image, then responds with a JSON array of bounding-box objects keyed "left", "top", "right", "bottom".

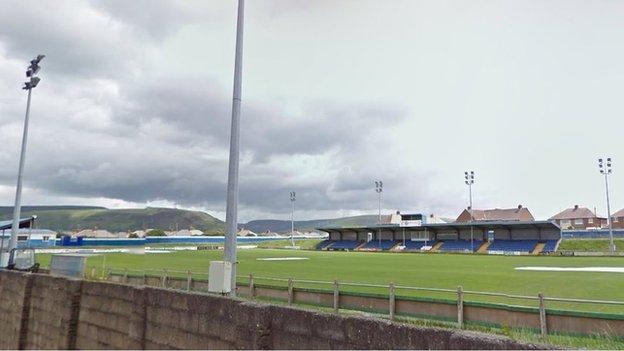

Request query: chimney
[
  {"left": 518, "top": 204, "right": 522, "bottom": 209},
  {"left": 467, "top": 206, "right": 471, "bottom": 210},
  {"left": 574, "top": 205, "right": 579, "bottom": 211}
]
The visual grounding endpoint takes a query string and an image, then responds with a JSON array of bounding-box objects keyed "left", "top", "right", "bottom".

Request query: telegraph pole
[
  {"left": 8, "top": 55, "right": 45, "bottom": 266},
  {"left": 224, "top": 0, "right": 244, "bottom": 296}
]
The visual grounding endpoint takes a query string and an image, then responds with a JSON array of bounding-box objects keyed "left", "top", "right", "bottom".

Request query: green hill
[
  {"left": 242, "top": 215, "right": 383, "bottom": 233},
  {"left": 0, "top": 206, "right": 225, "bottom": 234}
]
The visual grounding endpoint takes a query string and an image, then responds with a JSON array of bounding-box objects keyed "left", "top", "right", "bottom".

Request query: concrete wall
[{"left": 0, "top": 270, "right": 548, "bottom": 350}]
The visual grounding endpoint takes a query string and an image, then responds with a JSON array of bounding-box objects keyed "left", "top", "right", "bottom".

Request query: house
[
  {"left": 611, "top": 209, "right": 624, "bottom": 229},
  {"left": 455, "top": 205, "right": 535, "bottom": 222},
  {"left": 76, "top": 229, "right": 117, "bottom": 238},
  {"left": 168, "top": 229, "right": 204, "bottom": 236},
  {"left": 0, "top": 228, "right": 57, "bottom": 248},
  {"left": 237, "top": 228, "right": 257, "bottom": 237},
  {"left": 549, "top": 205, "right": 606, "bottom": 230}
]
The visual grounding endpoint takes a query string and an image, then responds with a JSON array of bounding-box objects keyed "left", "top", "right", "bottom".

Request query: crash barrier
[
  {"left": 105, "top": 268, "right": 624, "bottom": 338},
  {"left": 0, "top": 270, "right": 547, "bottom": 349}
]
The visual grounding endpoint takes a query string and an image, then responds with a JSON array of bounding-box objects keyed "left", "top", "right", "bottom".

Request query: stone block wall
[
  {"left": 23, "top": 274, "right": 82, "bottom": 349},
  {"left": 0, "top": 270, "right": 546, "bottom": 350},
  {"left": 0, "top": 270, "right": 32, "bottom": 349},
  {"left": 76, "top": 281, "right": 146, "bottom": 349}
]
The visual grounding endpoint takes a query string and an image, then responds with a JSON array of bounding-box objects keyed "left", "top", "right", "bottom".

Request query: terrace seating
[
  {"left": 541, "top": 239, "right": 560, "bottom": 253},
  {"left": 328, "top": 240, "right": 362, "bottom": 250},
  {"left": 487, "top": 240, "right": 538, "bottom": 253},
  {"left": 403, "top": 240, "right": 435, "bottom": 251},
  {"left": 316, "top": 240, "right": 334, "bottom": 250},
  {"left": 358, "top": 240, "right": 397, "bottom": 251},
  {"left": 439, "top": 240, "right": 483, "bottom": 253}
]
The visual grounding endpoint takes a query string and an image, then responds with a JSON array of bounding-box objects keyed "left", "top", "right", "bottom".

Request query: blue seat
[
  {"left": 403, "top": 240, "right": 435, "bottom": 251},
  {"left": 317, "top": 240, "right": 334, "bottom": 249},
  {"left": 328, "top": 240, "right": 361, "bottom": 250},
  {"left": 541, "top": 239, "right": 560, "bottom": 253},
  {"left": 439, "top": 240, "right": 482, "bottom": 252},
  {"left": 359, "top": 240, "right": 397, "bottom": 251},
  {"left": 487, "top": 240, "right": 538, "bottom": 253}
]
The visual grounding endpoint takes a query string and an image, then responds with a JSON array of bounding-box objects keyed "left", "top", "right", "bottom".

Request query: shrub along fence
[{"left": 105, "top": 268, "right": 624, "bottom": 338}]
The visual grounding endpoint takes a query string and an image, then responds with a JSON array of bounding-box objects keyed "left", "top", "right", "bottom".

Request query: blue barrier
[{"left": 52, "top": 236, "right": 289, "bottom": 247}]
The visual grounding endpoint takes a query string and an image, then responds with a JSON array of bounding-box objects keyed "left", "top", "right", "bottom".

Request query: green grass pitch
[{"left": 36, "top": 247, "right": 624, "bottom": 314}]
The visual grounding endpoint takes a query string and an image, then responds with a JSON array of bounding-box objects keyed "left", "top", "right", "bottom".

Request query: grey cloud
[{"left": 0, "top": 0, "right": 439, "bottom": 221}]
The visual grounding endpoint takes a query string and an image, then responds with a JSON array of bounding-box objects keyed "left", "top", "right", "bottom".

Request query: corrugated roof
[
  {"left": 550, "top": 206, "right": 602, "bottom": 220},
  {"left": 0, "top": 217, "right": 36, "bottom": 231},
  {"left": 317, "top": 220, "right": 560, "bottom": 232}
]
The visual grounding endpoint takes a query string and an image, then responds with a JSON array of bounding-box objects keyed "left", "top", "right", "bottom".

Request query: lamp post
[
  {"left": 224, "top": 0, "right": 244, "bottom": 296},
  {"left": 598, "top": 158, "right": 615, "bottom": 255},
  {"left": 464, "top": 171, "right": 475, "bottom": 253},
  {"left": 290, "top": 191, "right": 296, "bottom": 247},
  {"left": 7, "top": 55, "right": 45, "bottom": 266},
  {"left": 375, "top": 180, "right": 383, "bottom": 247}
]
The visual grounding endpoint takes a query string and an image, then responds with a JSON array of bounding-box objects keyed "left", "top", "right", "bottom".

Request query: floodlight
[{"left": 29, "top": 77, "right": 40, "bottom": 88}]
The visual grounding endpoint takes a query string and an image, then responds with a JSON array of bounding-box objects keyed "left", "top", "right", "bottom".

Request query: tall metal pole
[
  {"left": 375, "top": 180, "right": 383, "bottom": 247},
  {"left": 224, "top": 0, "right": 245, "bottom": 296},
  {"left": 465, "top": 171, "right": 475, "bottom": 253},
  {"left": 290, "top": 191, "right": 296, "bottom": 247},
  {"left": 598, "top": 158, "right": 615, "bottom": 255},
  {"left": 605, "top": 172, "right": 614, "bottom": 255},
  {"left": 8, "top": 88, "right": 33, "bottom": 261}
]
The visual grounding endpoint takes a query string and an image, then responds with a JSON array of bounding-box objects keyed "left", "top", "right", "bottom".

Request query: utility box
[
  {"left": 50, "top": 254, "right": 87, "bottom": 278},
  {"left": 208, "top": 261, "right": 232, "bottom": 294}
]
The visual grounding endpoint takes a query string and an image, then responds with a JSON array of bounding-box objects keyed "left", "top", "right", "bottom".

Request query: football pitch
[{"left": 36, "top": 248, "right": 624, "bottom": 314}]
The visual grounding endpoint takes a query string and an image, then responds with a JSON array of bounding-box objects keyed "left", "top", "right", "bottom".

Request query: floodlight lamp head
[
  {"left": 29, "top": 76, "right": 40, "bottom": 88},
  {"left": 31, "top": 55, "right": 45, "bottom": 65}
]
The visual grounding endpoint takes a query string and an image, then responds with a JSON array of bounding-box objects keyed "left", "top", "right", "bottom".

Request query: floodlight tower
[
  {"left": 290, "top": 191, "right": 296, "bottom": 246},
  {"left": 375, "top": 180, "right": 383, "bottom": 246},
  {"left": 7, "top": 55, "right": 45, "bottom": 265},
  {"left": 598, "top": 158, "right": 615, "bottom": 255},
  {"left": 224, "top": 0, "right": 244, "bottom": 296},
  {"left": 464, "top": 171, "right": 475, "bottom": 252}
]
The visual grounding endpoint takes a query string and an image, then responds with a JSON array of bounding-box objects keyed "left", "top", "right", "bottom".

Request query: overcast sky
[{"left": 0, "top": 0, "right": 622, "bottom": 222}]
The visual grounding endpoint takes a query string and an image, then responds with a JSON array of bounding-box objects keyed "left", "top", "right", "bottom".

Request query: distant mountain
[
  {"left": 241, "top": 215, "right": 383, "bottom": 233},
  {"left": 0, "top": 206, "right": 225, "bottom": 234}
]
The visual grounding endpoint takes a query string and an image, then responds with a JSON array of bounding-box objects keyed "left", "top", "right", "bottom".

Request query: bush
[{"left": 146, "top": 229, "right": 166, "bottom": 237}]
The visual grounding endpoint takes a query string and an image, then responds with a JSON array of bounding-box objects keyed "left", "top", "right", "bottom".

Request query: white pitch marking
[{"left": 515, "top": 266, "right": 624, "bottom": 273}]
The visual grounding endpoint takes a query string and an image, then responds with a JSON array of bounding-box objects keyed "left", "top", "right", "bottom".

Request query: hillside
[
  {"left": 0, "top": 206, "right": 225, "bottom": 234},
  {"left": 241, "top": 215, "right": 382, "bottom": 233}
]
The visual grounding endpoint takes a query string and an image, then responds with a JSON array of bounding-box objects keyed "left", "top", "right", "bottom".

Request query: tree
[{"left": 146, "top": 229, "right": 166, "bottom": 237}]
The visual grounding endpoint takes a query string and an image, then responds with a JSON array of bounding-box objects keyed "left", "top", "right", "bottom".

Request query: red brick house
[
  {"left": 455, "top": 205, "right": 535, "bottom": 222},
  {"left": 611, "top": 209, "right": 624, "bottom": 229},
  {"left": 549, "top": 205, "right": 606, "bottom": 230}
]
